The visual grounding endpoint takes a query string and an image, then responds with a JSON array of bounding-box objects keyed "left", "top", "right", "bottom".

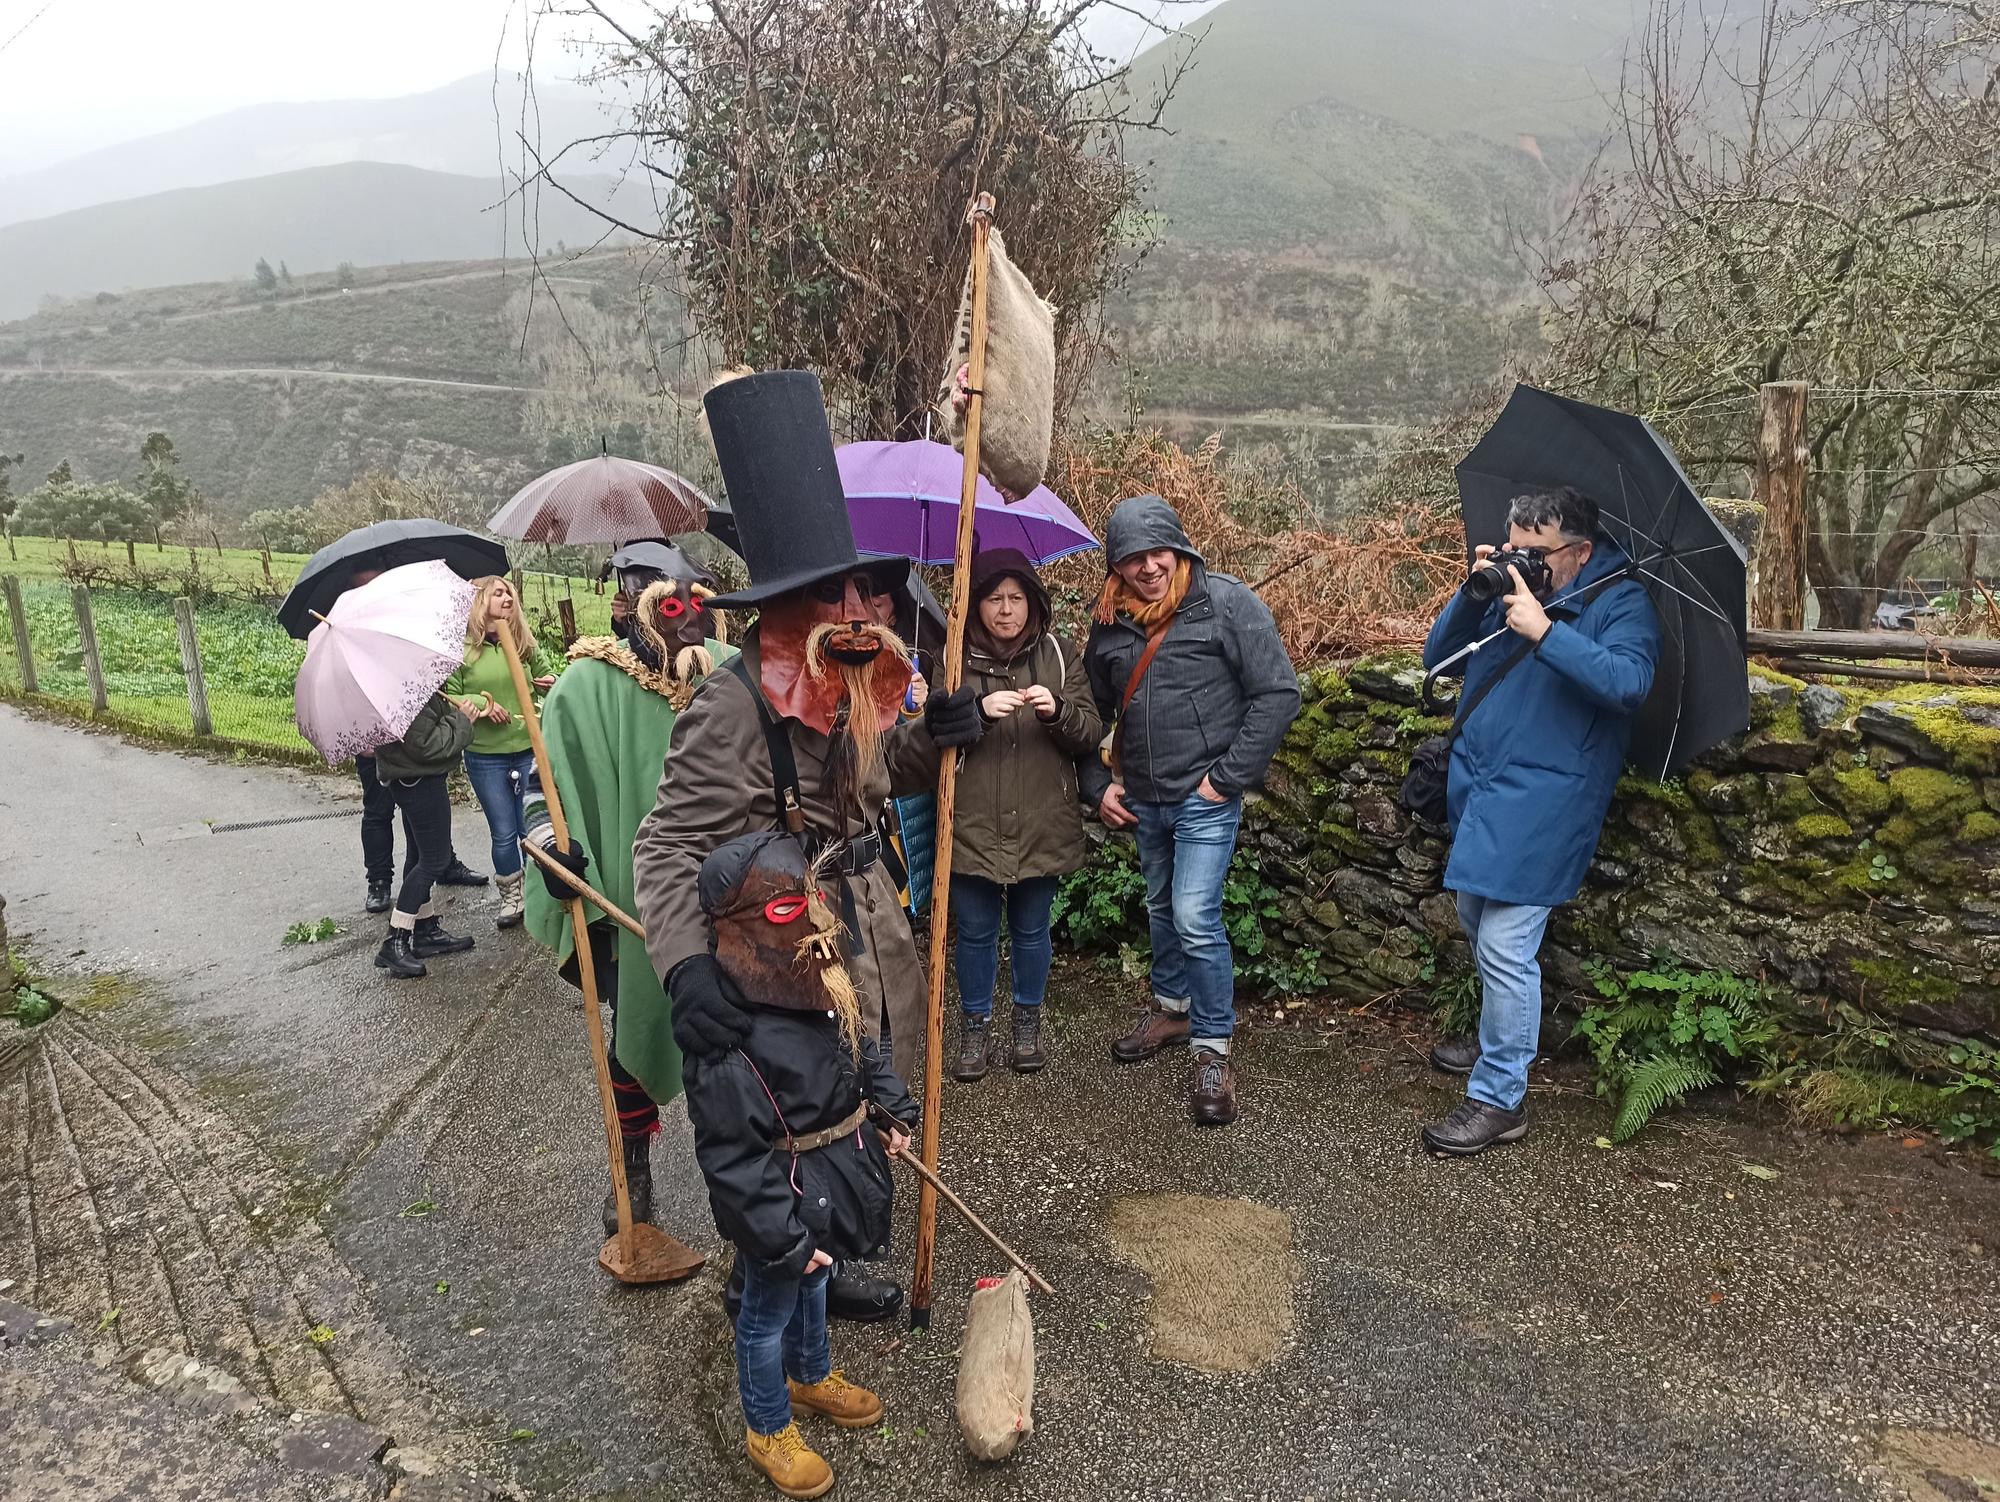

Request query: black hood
[{"left": 1103, "top": 494, "right": 1201, "bottom": 568}]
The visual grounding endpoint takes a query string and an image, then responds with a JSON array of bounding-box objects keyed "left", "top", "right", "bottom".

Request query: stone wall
[{"left": 1238, "top": 656, "right": 2000, "bottom": 1049}]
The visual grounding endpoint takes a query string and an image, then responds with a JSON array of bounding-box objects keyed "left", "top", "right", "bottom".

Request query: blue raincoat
[{"left": 1422, "top": 539, "right": 1660, "bottom": 908}]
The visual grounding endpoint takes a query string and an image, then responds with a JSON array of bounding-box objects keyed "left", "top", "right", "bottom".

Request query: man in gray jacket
[{"left": 1081, "top": 495, "right": 1301, "bottom": 1125}]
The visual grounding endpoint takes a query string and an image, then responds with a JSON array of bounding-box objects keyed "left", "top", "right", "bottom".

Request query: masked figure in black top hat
[{"left": 632, "top": 370, "right": 984, "bottom": 1322}]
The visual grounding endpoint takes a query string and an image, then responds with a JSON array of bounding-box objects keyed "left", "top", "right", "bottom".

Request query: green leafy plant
[
  {"left": 281, "top": 917, "right": 341, "bottom": 945},
  {"left": 1571, "top": 959, "right": 1781, "bottom": 1141},
  {"left": 1937, "top": 1041, "right": 2000, "bottom": 1160},
  {"left": 1868, "top": 852, "right": 1899, "bottom": 884}
]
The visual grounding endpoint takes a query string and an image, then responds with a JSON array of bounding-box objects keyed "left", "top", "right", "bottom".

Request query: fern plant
[{"left": 1571, "top": 959, "right": 1781, "bottom": 1140}]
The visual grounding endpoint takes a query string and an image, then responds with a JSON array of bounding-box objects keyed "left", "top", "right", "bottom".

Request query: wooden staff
[
  {"left": 911, "top": 191, "right": 997, "bottom": 1329},
  {"left": 498, "top": 632, "right": 702, "bottom": 1285},
  {"left": 523, "top": 839, "right": 645, "bottom": 940}
]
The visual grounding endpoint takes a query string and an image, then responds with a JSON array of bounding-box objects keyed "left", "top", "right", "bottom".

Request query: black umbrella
[
  {"left": 1453, "top": 384, "right": 1749, "bottom": 778},
  {"left": 278, "top": 520, "right": 511, "bottom": 640}
]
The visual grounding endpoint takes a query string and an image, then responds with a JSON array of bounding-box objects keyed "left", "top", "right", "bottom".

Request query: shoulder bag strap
[
  {"left": 1444, "top": 633, "right": 1537, "bottom": 750},
  {"left": 1107, "top": 618, "right": 1174, "bottom": 776}
]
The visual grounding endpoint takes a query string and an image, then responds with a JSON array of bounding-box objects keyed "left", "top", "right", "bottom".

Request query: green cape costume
[{"left": 524, "top": 635, "right": 733, "bottom": 1105}]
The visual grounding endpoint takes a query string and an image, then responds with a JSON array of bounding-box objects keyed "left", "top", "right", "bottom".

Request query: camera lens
[{"left": 1465, "top": 561, "right": 1509, "bottom": 602}]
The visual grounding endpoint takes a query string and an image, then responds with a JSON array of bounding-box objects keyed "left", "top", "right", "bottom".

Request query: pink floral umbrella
[{"left": 293, "top": 560, "right": 477, "bottom": 765}]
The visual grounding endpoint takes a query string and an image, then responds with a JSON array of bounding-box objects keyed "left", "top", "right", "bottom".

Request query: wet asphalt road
[{"left": 4, "top": 704, "right": 1999, "bottom": 1502}]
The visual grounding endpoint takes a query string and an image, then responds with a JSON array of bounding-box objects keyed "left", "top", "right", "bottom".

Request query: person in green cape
[{"left": 522, "top": 540, "right": 731, "bottom": 1246}]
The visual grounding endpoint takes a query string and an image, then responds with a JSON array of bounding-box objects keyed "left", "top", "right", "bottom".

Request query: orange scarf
[{"left": 1093, "top": 557, "right": 1192, "bottom": 628}]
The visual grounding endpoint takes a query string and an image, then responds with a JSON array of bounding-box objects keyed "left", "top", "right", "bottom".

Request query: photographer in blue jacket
[{"left": 1420, "top": 485, "right": 1659, "bottom": 1156}]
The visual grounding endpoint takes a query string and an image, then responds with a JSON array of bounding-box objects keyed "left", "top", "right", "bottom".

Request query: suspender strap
[{"left": 727, "top": 653, "right": 806, "bottom": 835}]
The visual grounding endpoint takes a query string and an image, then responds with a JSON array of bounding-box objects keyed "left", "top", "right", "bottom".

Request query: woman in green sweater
[{"left": 447, "top": 576, "right": 554, "bottom": 928}]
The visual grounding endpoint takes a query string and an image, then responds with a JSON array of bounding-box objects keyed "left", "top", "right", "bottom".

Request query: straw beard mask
[
  {"left": 758, "top": 594, "right": 912, "bottom": 815},
  {"left": 710, "top": 845, "right": 863, "bottom": 1059}
]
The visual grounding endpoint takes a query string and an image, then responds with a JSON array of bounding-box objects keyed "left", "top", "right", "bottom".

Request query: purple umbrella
[{"left": 836, "top": 440, "right": 1098, "bottom": 567}]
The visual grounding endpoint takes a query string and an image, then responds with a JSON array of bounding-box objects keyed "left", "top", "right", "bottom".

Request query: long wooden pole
[
  {"left": 1746, "top": 626, "right": 2000, "bottom": 668},
  {"left": 496, "top": 632, "right": 643, "bottom": 1261},
  {"left": 1751, "top": 380, "right": 1810, "bottom": 630},
  {"left": 911, "top": 192, "right": 996, "bottom": 1329}
]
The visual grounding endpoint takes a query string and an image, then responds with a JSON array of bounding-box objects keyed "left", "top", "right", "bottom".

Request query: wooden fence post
[
  {"left": 3, "top": 575, "right": 35, "bottom": 694},
  {"left": 1752, "top": 380, "right": 1810, "bottom": 630},
  {"left": 72, "top": 586, "right": 108, "bottom": 714},
  {"left": 174, "top": 597, "right": 212, "bottom": 736},
  {"left": 125, "top": 538, "right": 137, "bottom": 567}
]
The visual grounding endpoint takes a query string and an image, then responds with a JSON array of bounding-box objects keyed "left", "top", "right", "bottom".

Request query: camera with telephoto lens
[{"left": 1465, "top": 546, "right": 1554, "bottom": 604}]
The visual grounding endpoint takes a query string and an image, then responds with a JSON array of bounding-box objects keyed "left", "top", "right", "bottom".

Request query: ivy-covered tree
[{"left": 553, "top": 0, "right": 1189, "bottom": 440}]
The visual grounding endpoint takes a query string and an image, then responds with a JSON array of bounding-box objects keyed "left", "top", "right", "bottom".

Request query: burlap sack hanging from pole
[
  {"left": 937, "top": 227, "right": 1056, "bottom": 500},
  {"left": 955, "top": 1268, "right": 1036, "bottom": 1460}
]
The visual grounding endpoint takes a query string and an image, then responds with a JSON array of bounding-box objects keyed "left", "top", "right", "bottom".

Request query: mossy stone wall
[{"left": 1246, "top": 656, "right": 2000, "bottom": 1047}]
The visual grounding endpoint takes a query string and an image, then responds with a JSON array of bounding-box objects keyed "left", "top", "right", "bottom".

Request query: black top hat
[{"left": 703, "top": 370, "right": 910, "bottom": 609}]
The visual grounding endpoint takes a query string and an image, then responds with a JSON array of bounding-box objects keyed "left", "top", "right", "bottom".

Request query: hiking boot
[
  {"left": 953, "top": 1015, "right": 991, "bottom": 1082},
  {"left": 601, "top": 1135, "right": 654, "bottom": 1238},
  {"left": 826, "top": 1263, "right": 902, "bottom": 1324},
  {"left": 1421, "top": 1098, "right": 1528, "bottom": 1157},
  {"left": 1188, "top": 1047, "right": 1239, "bottom": 1127},
  {"left": 410, "top": 915, "right": 475, "bottom": 958},
  {"left": 436, "top": 858, "right": 488, "bottom": 888},
  {"left": 1429, "top": 1035, "right": 1480, "bottom": 1075},
  {"left": 787, "top": 1371, "right": 884, "bottom": 1429},
  {"left": 1111, "top": 1001, "right": 1190, "bottom": 1064},
  {"left": 495, "top": 869, "right": 525, "bottom": 930},
  {"left": 745, "top": 1423, "right": 832, "bottom": 1500},
  {"left": 364, "top": 878, "right": 392, "bottom": 914},
  {"left": 1009, "top": 1005, "right": 1047, "bottom": 1073},
  {"left": 373, "top": 930, "right": 426, "bottom": 979}
]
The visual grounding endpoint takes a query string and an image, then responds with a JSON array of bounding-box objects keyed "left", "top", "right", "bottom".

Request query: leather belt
[{"left": 781, "top": 1102, "right": 869, "bottom": 1155}]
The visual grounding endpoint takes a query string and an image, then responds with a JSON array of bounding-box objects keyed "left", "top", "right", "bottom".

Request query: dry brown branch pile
[{"left": 1044, "top": 427, "right": 1465, "bottom": 665}]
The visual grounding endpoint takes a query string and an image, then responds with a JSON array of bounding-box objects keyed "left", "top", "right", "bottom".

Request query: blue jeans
[
  {"left": 736, "top": 1260, "right": 832, "bottom": 1435},
  {"left": 1456, "top": 892, "right": 1554, "bottom": 1111},
  {"left": 952, "top": 873, "right": 1059, "bottom": 1018},
  {"left": 463, "top": 749, "right": 536, "bottom": 877},
  {"left": 1133, "top": 790, "right": 1243, "bottom": 1043}
]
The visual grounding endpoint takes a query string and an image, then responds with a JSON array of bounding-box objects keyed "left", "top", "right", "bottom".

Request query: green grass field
[{"left": 0, "top": 537, "right": 615, "bottom": 760}]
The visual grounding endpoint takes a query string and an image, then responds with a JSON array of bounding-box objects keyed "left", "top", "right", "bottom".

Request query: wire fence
[{"left": 0, "top": 575, "right": 315, "bottom": 761}]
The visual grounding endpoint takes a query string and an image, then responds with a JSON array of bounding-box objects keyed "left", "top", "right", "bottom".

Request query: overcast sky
[{"left": 0, "top": 0, "right": 1224, "bottom": 174}]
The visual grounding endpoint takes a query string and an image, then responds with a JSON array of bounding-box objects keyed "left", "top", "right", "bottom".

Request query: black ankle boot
[
  {"left": 411, "top": 915, "right": 475, "bottom": 957},
  {"left": 374, "top": 929, "right": 426, "bottom": 979},
  {"left": 436, "top": 858, "right": 488, "bottom": 887},
  {"left": 601, "top": 1135, "right": 654, "bottom": 1237},
  {"left": 365, "top": 878, "right": 392, "bottom": 914},
  {"left": 827, "top": 1263, "right": 903, "bottom": 1324}
]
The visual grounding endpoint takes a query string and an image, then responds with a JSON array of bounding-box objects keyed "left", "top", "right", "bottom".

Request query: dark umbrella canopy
[
  {"left": 1455, "top": 384, "right": 1749, "bottom": 778},
  {"left": 278, "top": 520, "right": 510, "bottom": 640}
]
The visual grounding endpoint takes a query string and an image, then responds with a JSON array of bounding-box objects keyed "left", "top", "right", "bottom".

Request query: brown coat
[
  {"left": 632, "top": 626, "right": 943, "bottom": 1083},
  {"left": 953, "top": 633, "right": 1101, "bottom": 887}
]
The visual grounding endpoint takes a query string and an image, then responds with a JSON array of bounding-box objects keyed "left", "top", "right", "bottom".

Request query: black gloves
[
  {"left": 537, "top": 838, "right": 590, "bottom": 902},
  {"left": 668, "top": 953, "right": 753, "bottom": 1060},
  {"left": 924, "top": 685, "right": 985, "bottom": 749}
]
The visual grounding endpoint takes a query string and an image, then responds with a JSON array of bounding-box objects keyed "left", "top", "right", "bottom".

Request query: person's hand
[
  {"left": 668, "top": 954, "right": 754, "bottom": 1060},
  {"left": 452, "top": 697, "right": 479, "bottom": 720},
  {"left": 484, "top": 699, "right": 512, "bottom": 724},
  {"left": 924, "top": 686, "right": 984, "bottom": 748},
  {"left": 1503, "top": 565, "right": 1552, "bottom": 643},
  {"left": 883, "top": 1125, "right": 912, "bottom": 1158},
  {"left": 1196, "top": 774, "right": 1228, "bottom": 804},
  {"left": 980, "top": 689, "right": 1026, "bottom": 721},
  {"left": 1100, "top": 782, "right": 1136, "bottom": 829},
  {"left": 533, "top": 674, "right": 556, "bottom": 691},
  {"left": 805, "top": 1249, "right": 834, "bottom": 1273},
  {"left": 1470, "top": 543, "right": 1496, "bottom": 578},
  {"left": 1021, "top": 684, "right": 1057, "bottom": 720},
  {"left": 536, "top": 838, "right": 589, "bottom": 901},
  {"left": 907, "top": 673, "right": 929, "bottom": 709}
]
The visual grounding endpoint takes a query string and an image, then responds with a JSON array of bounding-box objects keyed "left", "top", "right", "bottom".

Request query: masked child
[{"left": 688, "top": 831, "right": 917, "bottom": 1499}]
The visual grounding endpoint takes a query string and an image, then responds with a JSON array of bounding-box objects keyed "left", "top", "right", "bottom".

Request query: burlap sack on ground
[
  {"left": 955, "top": 1269, "right": 1035, "bottom": 1460},
  {"left": 938, "top": 227, "right": 1056, "bottom": 499}
]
